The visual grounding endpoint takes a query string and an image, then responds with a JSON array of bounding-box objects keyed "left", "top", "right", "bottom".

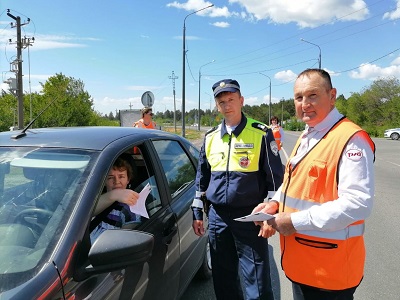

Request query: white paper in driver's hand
[
  {"left": 129, "top": 183, "right": 150, "bottom": 219},
  {"left": 234, "top": 212, "right": 275, "bottom": 222}
]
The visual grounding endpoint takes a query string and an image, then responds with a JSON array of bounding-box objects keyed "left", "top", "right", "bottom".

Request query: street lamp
[
  {"left": 281, "top": 97, "right": 284, "bottom": 129},
  {"left": 198, "top": 60, "right": 215, "bottom": 131},
  {"left": 300, "top": 38, "right": 322, "bottom": 69},
  {"left": 182, "top": 4, "right": 214, "bottom": 137},
  {"left": 205, "top": 92, "right": 213, "bottom": 127},
  {"left": 259, "top": 73, "right": 272, "bottom": 123}
]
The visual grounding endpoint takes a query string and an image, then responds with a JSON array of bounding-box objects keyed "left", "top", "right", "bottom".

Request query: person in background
[
  {"left": 253, "top": 69, "right": 375, "bottom": 300},
  {"left": 133, "top": 107, "right": 157, "bottom": 129},
  {"left": 191, "top": 79, "right": 284, "bottom": 300},
  {"left": 90, "top": 155, "right": 141, "bottom": 242},
  {"left": 270, "top": 115, "right": 284, "bottom": 151}
]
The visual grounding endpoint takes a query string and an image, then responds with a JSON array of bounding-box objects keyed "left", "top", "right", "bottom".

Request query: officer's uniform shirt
[
  {"left": 193, "top": 114, "right": 283, "bottom": 219},
  {"left": 271, "top": 107, "right": 375, "bottom": 232}
]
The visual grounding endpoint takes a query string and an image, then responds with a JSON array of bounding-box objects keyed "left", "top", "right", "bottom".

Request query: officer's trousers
[{"left": 208, "top": 205, "right": 274, "bottom": 300}]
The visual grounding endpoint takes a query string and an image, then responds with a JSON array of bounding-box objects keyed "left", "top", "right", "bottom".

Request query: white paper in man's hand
[
  {"left": 129, "top": 183, "right": 150, "bottom": 219},
  {"left": 234, "top": 212, "right": 275, "bottom": 222}
]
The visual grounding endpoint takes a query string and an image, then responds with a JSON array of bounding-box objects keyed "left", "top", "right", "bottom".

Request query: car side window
[
  {"left": 152, "top": 140, "right": 196, "bottom": 200},
  {"left": 128, "top": 148, "right": 163, "bottom": 218}
]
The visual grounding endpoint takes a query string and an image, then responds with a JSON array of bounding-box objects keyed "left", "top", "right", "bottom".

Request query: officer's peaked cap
[{"left": 212, "top": 79, "right": 240, "bottom": 97}]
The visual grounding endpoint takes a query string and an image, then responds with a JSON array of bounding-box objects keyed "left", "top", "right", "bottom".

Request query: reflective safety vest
[
  {"left": 133, "top": 119, "right": 157, "bottom": 129},
  {"left": 271, "top": 126, "right": 282, "bottom": 150},
  {"left": 280, "top": 118, "right": 375, "bottom": 290}
]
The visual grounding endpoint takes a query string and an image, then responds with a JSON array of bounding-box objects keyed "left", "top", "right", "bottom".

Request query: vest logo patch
[
  {"left": 345, "top": 149, "right": 363, "bottom": 161},
  {"left": 270, "top": 141, "right": 279, "bottom": 156},
  {"left": 239, "top": 156, "right": 250, "bottom": 168},
  {"left": 234, "top": 143, "right": 254, "bottom": 149}
]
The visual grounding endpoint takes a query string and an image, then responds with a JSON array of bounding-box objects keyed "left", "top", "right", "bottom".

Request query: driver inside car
[{"left": 90, "top": 155, "right": 141, "bottom": 242}]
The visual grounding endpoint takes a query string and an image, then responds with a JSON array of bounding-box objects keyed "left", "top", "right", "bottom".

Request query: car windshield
[{"left": 0, "top": 147, "right": 95, "bottom": 287}]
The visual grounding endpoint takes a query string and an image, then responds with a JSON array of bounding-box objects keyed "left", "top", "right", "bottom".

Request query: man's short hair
[{"left": 297, "top": 68, "right": 333, "bottom": 90}]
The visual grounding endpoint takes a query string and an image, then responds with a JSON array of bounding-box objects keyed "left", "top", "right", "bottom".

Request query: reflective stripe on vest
[{"left": 280, "top": 118, "right": 375, "bottom": 290}]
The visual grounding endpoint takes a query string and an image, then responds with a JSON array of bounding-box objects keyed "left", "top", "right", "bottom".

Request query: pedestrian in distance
[
  {"left": 270, "top": 115, "right": 284, "bottom": 151},
  {"left": 253, "top": 68, "right": 375, "bottom": 300},
  {"left": 133, "top": 107, "right": 157, "bottom": 129},
  {"left": 191, "top": 79, "right": 284, "bottom": 300}
]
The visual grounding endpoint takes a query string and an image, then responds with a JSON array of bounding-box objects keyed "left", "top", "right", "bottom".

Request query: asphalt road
[{"left": 182, "top": 130, "right": 400, "bottom": 300}]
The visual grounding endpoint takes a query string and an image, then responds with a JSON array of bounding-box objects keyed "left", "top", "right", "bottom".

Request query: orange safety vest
[
  {"left": 280, "top": 118, "right": 375, "bottom": 290},
  {"left": 271, "top": 126, "right": 282, "bottom": 150},
  {"left": 133, "top": 119, "right": 157, "bottom": 129}
]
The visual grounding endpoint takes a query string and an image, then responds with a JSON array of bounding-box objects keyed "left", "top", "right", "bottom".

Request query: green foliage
[
  {"left": 285, "top": 118, "right": 306, "bottom": 131},
  {"left": 343, "top": 77, "right": 400, "bottom": 136},
  {"left": 0, "top": 94, "right": 17, "bottom": 131}
]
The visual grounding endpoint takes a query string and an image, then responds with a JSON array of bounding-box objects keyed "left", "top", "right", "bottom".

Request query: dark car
[{"left": 0, "top": 127, "right": 211, "bottom": 299}]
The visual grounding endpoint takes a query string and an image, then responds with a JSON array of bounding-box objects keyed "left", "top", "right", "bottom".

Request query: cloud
[
  {"left": 350, "top": 56, "right": 400, "bottom": 79},
  {"left": 383, "top": 0, "right": 400, "bottom": 20},
  {"left": 275, "top": 70, "right": 297, "bottom": 82},
  {"left": 167, "top": 0, "right": 371, "bottom": 28},
  {"left": 211, "top": 21, "right": 230, "bottom": 28},
  {"left": 244, "top": 96, "right": 262, "bottom": 106},
  {"left": 324, "top": 68, "right": 340, "bottom": 77},
  {"left": 126, "top": 85, "right": 164, "bottom": 91},
  {"left": 92, "top": 96, "right": 142, "bottom": 114}
]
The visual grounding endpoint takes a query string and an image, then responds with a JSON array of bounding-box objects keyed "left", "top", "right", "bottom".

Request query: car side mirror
[{"left": 84, "top": 230, "right": 154, "bottom": 276}]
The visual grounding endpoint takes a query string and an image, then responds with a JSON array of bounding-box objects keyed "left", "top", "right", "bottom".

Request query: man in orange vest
[
  {"left": 253, "top": 69, "right": 375, "bottom": 300},
  {"left": 133, "top": 107, "right": 157, "bottom": 129},
  {"left": 270, "top": 116, "right": 284, "bottom": 150}
]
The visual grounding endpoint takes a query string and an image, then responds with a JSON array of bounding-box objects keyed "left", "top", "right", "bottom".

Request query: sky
[{"left": 1, "top": 0, "right": 399, "bottom": 116}]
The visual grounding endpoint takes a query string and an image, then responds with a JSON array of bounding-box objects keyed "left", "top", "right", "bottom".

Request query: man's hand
[
  {"left": 257, "top": 221, "right": 276, "bottom": 238},
  {"left": 267, "top": 212, "right": 296, "bottom": 236},
  {"left": 192, "top": 220, "right": 205, "bottom": 236},
  {"left": 251, "top": 201, "right": 279, "bottom": 227}
]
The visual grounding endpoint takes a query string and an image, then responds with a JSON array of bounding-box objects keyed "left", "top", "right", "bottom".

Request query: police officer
[{"left": 191, "top": 79, "right": 284, "bottom": 300}]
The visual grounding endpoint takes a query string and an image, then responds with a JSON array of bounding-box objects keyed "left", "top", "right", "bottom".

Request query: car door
[
  {"left": 119, "top": 142, "right": 181, "bottom": 300},
  {"left": 56, "top": 142, "right": 181, "bottom": 300},
  {"left": 150, "top": 139, "right": 206, "bottom": 294}
]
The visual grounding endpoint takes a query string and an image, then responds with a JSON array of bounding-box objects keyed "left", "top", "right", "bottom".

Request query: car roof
[{"left": 0, "top": 127, "right": 183, "bottom": 150}]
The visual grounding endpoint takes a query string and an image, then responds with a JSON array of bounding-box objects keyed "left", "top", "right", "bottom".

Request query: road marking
[
  {"left": 387, "top": 161, "right": 400, "bottom": 167},
  {"left": 281, "top": 147, "right": 289, "bottom": 162}
]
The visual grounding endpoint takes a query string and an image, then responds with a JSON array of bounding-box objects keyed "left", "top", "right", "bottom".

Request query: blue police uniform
[{"left": 192, "top": 81, "right": 284, "bottom": 299}]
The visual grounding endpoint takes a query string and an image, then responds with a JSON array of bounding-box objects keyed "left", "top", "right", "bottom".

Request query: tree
[
  {"left": 0, "top": 94, "right": 18, "bottom": 131},
  {"left": 34, "top": 73, "right": 95, "bottom": 127}
]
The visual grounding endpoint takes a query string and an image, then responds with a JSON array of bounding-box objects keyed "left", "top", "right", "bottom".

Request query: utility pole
[
  {"left": 169, "top": 71, "right": 178, "bottom": 133},
  {"left": 7, "top": 10, "right": 32, "bottom": 129}
]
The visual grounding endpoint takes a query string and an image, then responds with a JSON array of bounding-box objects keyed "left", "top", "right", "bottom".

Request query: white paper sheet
[
  {"left": 129, "top": 182, "right": 150, "bottom": 219},
  {"left": 234, "top": 212, "right": 275, "bottom": 222}
]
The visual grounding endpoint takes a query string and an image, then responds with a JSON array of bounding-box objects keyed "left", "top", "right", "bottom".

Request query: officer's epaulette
[
  {"left": 205, "top": 126, "right": 218, "bottom": 136},
  {"left": 251, "top": 122, "right": 270, "bottom": 132}
]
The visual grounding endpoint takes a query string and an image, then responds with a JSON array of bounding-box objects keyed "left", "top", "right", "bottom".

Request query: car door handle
[{"left": 162, "top": 218, "right": 178, "bottom": 245}]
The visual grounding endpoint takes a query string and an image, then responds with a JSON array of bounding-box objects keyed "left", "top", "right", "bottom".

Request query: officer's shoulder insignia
[
  {"left": 251, "top": 122, "right": 269, "bottom": 132},
  {"left": 270, "top": 141, "right": 279, "bottom": 156}
]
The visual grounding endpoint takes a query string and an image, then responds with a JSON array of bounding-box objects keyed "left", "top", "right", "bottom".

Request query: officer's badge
[
  {"left": 239, "top": 156, "right": 250, "bottom": 168},
  {"left": 270, "top": 141, "right": 279, "bottom": 156},
  {"left": 220, "top": 81, "right": 226, "bottom": 87}
]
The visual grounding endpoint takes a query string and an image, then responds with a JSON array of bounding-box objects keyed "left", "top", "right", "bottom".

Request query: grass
[{"left": 163, "top": 127, "right": 203, "bottom": 141}]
